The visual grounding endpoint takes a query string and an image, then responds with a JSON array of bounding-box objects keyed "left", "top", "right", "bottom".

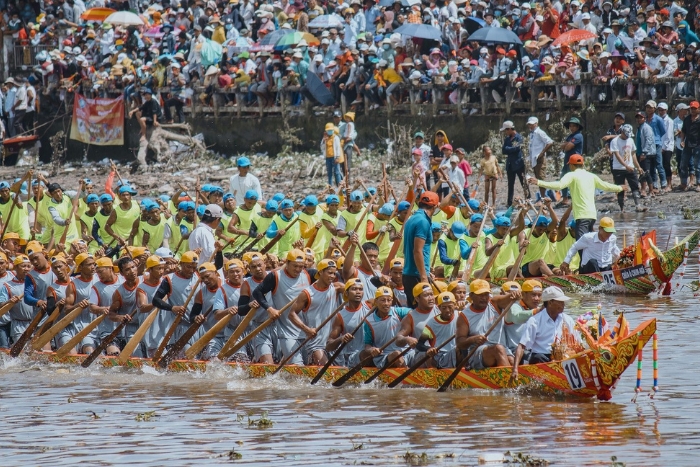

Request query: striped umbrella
[
  {"left": 80, "top": 7, "right": 116, "bottom": 22},
  {"left": 274, "top": 31, "right": 320, "bottom": 51}
]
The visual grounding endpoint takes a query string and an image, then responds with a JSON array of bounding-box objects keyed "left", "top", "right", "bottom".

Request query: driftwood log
[{"left": 136, "top": 123, "right": 208, "bottom": 168}]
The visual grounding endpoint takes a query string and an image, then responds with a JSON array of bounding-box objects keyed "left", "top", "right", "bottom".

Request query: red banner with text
[{"left": 70, "top": 94, "right": 125, "bottom": 146}]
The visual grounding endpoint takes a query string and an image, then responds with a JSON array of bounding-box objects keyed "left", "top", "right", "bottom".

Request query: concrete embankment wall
[{"left": 36, "top": 110, "right": 624, "bottom": 164}]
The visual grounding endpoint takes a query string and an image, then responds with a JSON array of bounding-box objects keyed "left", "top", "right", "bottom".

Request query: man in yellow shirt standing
[
  {"left": 528, "top": 154, "right": 624, "bottom": 239},
  {"left": 378, "top": 59, "right": 403, "bottom": 106}
]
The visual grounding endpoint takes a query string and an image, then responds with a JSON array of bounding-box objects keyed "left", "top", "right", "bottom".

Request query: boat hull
[{"left": 2, "top": 319, "right": 656, "bottom": 401}]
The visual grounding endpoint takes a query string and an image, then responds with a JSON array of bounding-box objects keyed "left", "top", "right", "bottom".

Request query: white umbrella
[
  {"left": 308, "top": 14, "right": 343, "bottom": 29},
  {"left": 104, "top": 11, "right": 145, "bottom": 26}
]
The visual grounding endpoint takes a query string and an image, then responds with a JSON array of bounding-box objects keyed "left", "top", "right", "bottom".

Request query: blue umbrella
[
  {"left": 305, "top": 70, "right": 335, "bottom": 106},
  {"left": 259, "top": 29, "right": 288, "bottom": 46},
  {"left": 393, "top": 23, "right": 442, "bottom": 41},
  {"left": 464, "top": 16, "right": 486, "bottom": 34},
  {"left": 467, "top": 26, "right": 522, "bottom": 45}
]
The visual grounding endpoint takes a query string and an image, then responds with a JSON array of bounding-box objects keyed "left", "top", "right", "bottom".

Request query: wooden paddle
[
  {"left": 381, "top": 222, "right": 406, "bottom": 275},
  {"left": 8, "top": 308, "right": 44, "bottom": 357},
  {"left": 507, "top": 206, "right": 544, "bottom": 281},
  {"left": 271, "top": 301, "right": 347, "bottom": 375},
  {"left": 461, "top": 207, "right": 490, "bottom": 282},
  {"left": 0, "top": 295, "right": 21, "bottom": 320},
  {"left": 260, "top": 216, "right": 300, "bottom": 255},
  {"left": 376, "top": 184, "right": 410, "bottom": 247},
  {"left": 81, "top": 313, "right": 134, "bottom": 368},
  {"left": 341, "top": 191, "right": 378, "bottom": 252},
  {"left": 190, "top": 306, "right": 258, "bottom": 360},
  {"left": 31, "top": 306, "right": 86, "bottom": 351},
  {"left": 217, "top": 300, "right": 294, "bottom": 360},
  {"left": 362, "top": 344, "right": 413, "bottom": 385},
  {"left": 55, "top": 314, "right": 107, "bottom": 358},
  {"left": 0, "top": 170, "right": 31, "bottom": 240},
  {"left": 157, "top": 305, "right": 214, "bottom": 368},
  {"left": 436, "top": 300, "right": 516, "bottom": 392},
  {"left": 238, "top": 235, "right": 264, "bottom": 255},
  {"left": 387, "top": 334, "right": 457, "bottom": 388},
  {"left": 192, "top": 179, "right": 200, "bottom": 230},
  {"left": 31, "top": 173, "right": 42, "bottom": 240},
  {"left": 310, "top": 307, "right": 374, "bottom": 385},
  {"left": 150, "top": 280, "right": 200, "bottom": 362},
  {"left": 35, "top": 302, "right": 60, "bottom": 337},
  {"left": 332, "top": 336, "right": 398, "bottom": 387},
  {"left": 118, "top": 308, "right": 159, "bottom": 364},
  {"left": 476, "top": 244, "right": 502, "bottom": 280}
]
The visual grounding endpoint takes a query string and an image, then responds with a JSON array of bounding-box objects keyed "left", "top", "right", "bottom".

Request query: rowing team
[{"left": 0, "top": 237, "right": 580, "bottom": 373}]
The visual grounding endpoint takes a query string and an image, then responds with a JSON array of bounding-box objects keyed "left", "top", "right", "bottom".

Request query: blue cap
[
  {"left": 99, "top": 194, "right": 113, "bottom": 203},
  {"left": 493, "top": 216, "right": 511, "bottom": 227},
  {"left": 451, "top": 221, "right": 466, "bottom": 238},
  {"left": 0, "top": 181, "right": 9, "bottom": 190},
  {"left": 178, "top": 201, "right": 195, "bottom": 211},
  {"left": 159, "top": 194, "right": 170, "bottom": 203},
  {"left": 237, "top": 156, "right": 251, "bottom": 167},
  {"left": 265, "top": 200, "right": 279, "bottom": 211},
  {"left": 374, "top": 34, "right": 384, "bottom": 43},
  {"left": 272, "top": 192, "right": 285, "bottom": 202},
  {"left": 326, "top": 194, "right": 340, "bottom": 205},
  {"left": 196, "top": 205, "right": 205, "bottom": 217},
  {"left": 468, "top": 199, "right": 480, "bottom": 211},
  {"left": 83, "top": 178, "right": 93, "bottom": 185},
  {"left": 496, "top": 211, "right": 506, "bottom": 218},
  {"left": 470, "top": 213, "right": 484, "bottom": 224},
  {"left": 86, "top": 194, "right": 100, "bottom": 203},
  {"left": 143, "top": 88, "right": 153, "bottom": 94},
  {"left": 140, "top": 198, "right": 154, "bottom": 208},
  {"left": 302, "top": 195, "right": 319, "bottom": 207},
  {"left": 280, "top": 199, "right": 294, "bottom": 209},
  {"left": 378, "top": 203, "right": 393, "bottom": 216},
  {"left": 568, "top": 219, "right": 576, "bottom": 228},
  {"left": 349, "top": 190, "right": 364, "bottom": 202},
  {"left": 118, "top": 185, "right": 137, "bottom": 195},
  {"left": 201, "top": 184, "right": 213, "bottom": 193},
  {"left": 144, "top": 201, "right": 159, "bottom": 212},
  {"left": 19, "top": 181, "right": 28, "bottom": 195},
  {"left": 365, "top": 187, "right": 377, "bottom": 197},
  {"left": 431, "top": 222, "right": 443, "bottom": 232},
  {"left": 244, "top": 190, "right": 259, "bottom": 200},
  {"left": 535, "top": 215, "right": 551, "bottom": 227},
  {"left": 223, "top": 193, "right": 234, "bottom": 202},
  {"left": 210, "top": 185, "right": 224, "bottom": 194},
  {"left": 398, "top": 201, "right": 411, "bottom": 212},
  {"left": 115, "top": 179, "right": 130, "bottom": 187}
]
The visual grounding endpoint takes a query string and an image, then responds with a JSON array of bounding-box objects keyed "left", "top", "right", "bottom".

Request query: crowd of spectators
[{"left": 0, "top": 0, "right": 699, "bottom": 124}]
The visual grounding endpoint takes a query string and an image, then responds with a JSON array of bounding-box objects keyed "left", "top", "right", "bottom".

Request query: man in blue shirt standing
[
  {"left": 559, "top": 117, "right": 584, "bottom": 205},
  {"left": 644, "top": 100, "right": 668, "bottom": 192},
  {"left": 402, "top": 191, "right": 439, "bottom": 308}
]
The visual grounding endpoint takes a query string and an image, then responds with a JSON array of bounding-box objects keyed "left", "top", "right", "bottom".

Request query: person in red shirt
[
  {"left": 539, "top": 0, "right": 561, "bottom": 39},
  {"left": 610, "top": 50, "right": 632, "bottom": 76}
]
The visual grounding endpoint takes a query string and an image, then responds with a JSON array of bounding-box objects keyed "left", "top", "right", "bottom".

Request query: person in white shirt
[
  {"left": 610, "top": 124, "right": 645, "bottom": 212},
  {"left": 674, "top": 103, "right": 691, "bottom": 185},
  {"left": 10, "top": 78, "right": 26, "bottom": 136},
  {"left": 188, "top": 204, "right": 223, "bottom": 266},
  {"left": 561, "top": 217, "right": 620, "bottom": 275},
  {"left": 447, "top": 156, "right": 465, "bottom": 189},
  {"left": 657, "top": 102, "right": 675, "bottom": 190},
  {"left": 510, "top": 286, "right": 580, "bottom": 374},
  {"left": 526, "top": 116, "right": 554, "bottom": 197},
  {"left": 228, "top": 156, "right": 262, "bottom": 205}
]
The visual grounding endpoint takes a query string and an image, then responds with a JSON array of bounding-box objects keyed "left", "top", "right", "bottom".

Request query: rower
[
  {"left": 252, "top": 200, "right": 278, "bottom": 253},
  {"left": 46, "top": 182, "right": 81, "bottom": 246},
  {"left": 0, "top": 178, "right": 30, "bottom": 240},
  {"left": 366, "top": 203, "right": 392, "bottom": 262},
  {"left": 417, "top": 291, "right": 459, "bottom": 369},
  {"left": 28, "top": 179, "right": 51, "bottom": 244},
  {"left": 326, "top": 278, "right": 372, "bottom": 367},
  {"left": 93, "top": 194, "right": 117, "bottom": 255},
  {"left": 140, "top": 201, "right": 168, "bottom": 254},
  {"left": 45, "top": 253, "right": 72, "bottom": 346},
  {"left": 561, "top": 217, "right": 620, "bottom": 275},
  {"left": 165, "top": 201, "right": 195, "bottom": 257},
  {"left": 251, "top": 249, "right": 315, "bottom": 365},
  {"left": 337, "top": 190, "right": 367, "bottom": 248},
  {"left": 151, "top": 251, "right": 200, "bottom": 353},
  {"left": 23, "top": 241, "right": 56, "bottom": 340},
  {"left": 461, "top": 214, "right": 489, "bottom": 279},
  {"left": 2, "top": 256, "right": 33, "bottom": 348},
  {"left": 226, "top": 190, "right": 261, "bottom": 251},
  {"left": 394, "top": 282, "right": 439, "bottom": 367},
  {"left": 359, "top": 286, "right": 412, "bottom": 368},
  {"left": 315, "top": 195, "right": 341, "bottom": 261},
  {"left": 78, "top": 194, "right": 101, "bottom": 254},
  {"left": 214, "top": 259, "right": 245, "bottom": 361},
  {"left": 385, "top": 200, "right": 412, "bottom": 262},
  {"left": 105, "top": 185, "right": 140, "bottom": 247},
  {"left": 103, "top": 257, "right": 141, "bottom": 356},
  {"left": 342, "top": 232, "right": 381, "bottom": 302},
  {"left": 447, "top": 280, "right": 467, "bottom": 308},
  {"left": 476, "top": 212, "right": 525, "bottom": 279},
  {"left": 60, "top": 253, "right": 97, "bottom": 353},
  {"left": 456, "top": 279, "right": 516, "bottom": 370},
  {"left": 288, "top": 259, "right": 343, "bottom": 365},
  {"left": 137, "top": 255, "right": 166, "bottom": 357},
  {"left": 518, "top": 213, "right": 557, "bottom": 278},
  {"left": 549, "top": 205, "right": 580, "bottom": 274},
  {"left": 191, "top": 262, "right": 232, "bottom": 360},
  {"left": 511, "top": 287, "right": 581, "bottom": 381},
  {"left": 386, "top": 258, "right": 407, "bottom": 306},
  {"left": 265, "top": 199, "right": 301, "bottom": 256},
  {"left": 236, "top": 253, "right": 268, "bottom": 361},
  {"left": 2, "top": 233, "right": 23, "bottom": 262},
  {"left": 435, "top": 221, "right": 470, "bottom": 279},
  {"left": 91, "top": 257, "right": 125, "bottom": 355},
  {"left": 502, "top": 280, "right": 543, "bottom": 355},
  {"left": 298, "top": 195, "right": 323, "bottom": 251}
]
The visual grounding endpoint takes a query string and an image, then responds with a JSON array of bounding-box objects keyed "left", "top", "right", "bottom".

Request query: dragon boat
[
  {"left": 2, "top": 318, "right": 656, "bottom": 401},
  {"left": 489, "top": 230, "right": 699, "bottom": 295}
]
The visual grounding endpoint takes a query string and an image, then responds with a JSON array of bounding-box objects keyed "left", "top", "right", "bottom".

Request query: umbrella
[
  {"left": 308, "top": 14, "right": 343, "bottom": 29},
  {"left": 378, "top": 0, "right": 420, "bottom": 6},
  {"left": 104, "top": 11, "right": 145, "bottom": 26},
  {"left": 467, "top": 26, "right": 522, "bottom": 45},
  {"left": 81, "top": 7, "right": 116, "bottom": 22},
  {"left": 464, "top": 16, "right": 486, "bottom": 34},
  {"left": 143, "top": 26, "right": 164, "bottom": 38},
  {"left": 274, "top": 31, "right": 320, "bottom": 51},
  {"left": 259, "top": 29, "right": 289, "bottom": 46},
  {"left": 393, "top": 23, "right": 442, "bottom": 41},
  {"left": 551, "top": 29, "right": 597, "bottom": 47},
  {"left": 305, "top": 70, "right": 335, "bottom": 106}
]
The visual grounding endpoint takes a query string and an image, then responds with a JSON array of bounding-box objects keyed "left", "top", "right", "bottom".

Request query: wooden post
[
  {"left": 236, "top": 90, "right": 243, "bottom": 118},
  {"left": 666, "top": 81, "right": 674, "bottom": 108},
  {"left": 364, "top": 93, "right": 370, "bottom": 116},
  {"left": 504, "top": 83, "right": 513, "bottom": 115},
  {"left": 480, "top": 82, "right": 487, "bottom": 116},
  {"left": 694, "top": 78, "right": 700, "bottom": 102},
  {"left": 580, "top": 79, "right": 588, "bottom": 110},
  {"left": 530, "top": 83, "right": 537, "bottom": 113},
  {"left": 340, "top": 93, "right": 347, "bottom": 116},
  {"left": 457, "top": 88, "right": 464, "bottom": 121},
  {"left": 431, "top": 86, "right": 438, "bottom": 116},
  {"left": 212, "top": 89, "right": 220, "bottom": 120},
  {"left": 555, "top": 84, "right": 563, "bottom": 112},
  {"left": 409, "top": 86, "right": 417, "bottom": 116}
]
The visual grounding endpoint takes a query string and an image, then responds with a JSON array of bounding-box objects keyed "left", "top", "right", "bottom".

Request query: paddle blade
[
  {"left": 185, "top": 313, "right": 233, "bottom": 360},
  {"left": 32, "top": 306, "right": 85, "bottom": 351},
  {"left": 118, "top": 310, "right": 158, "bottom": 364},
  {"left": 55, "top": 314, "right": 107, "bottom": 358}
]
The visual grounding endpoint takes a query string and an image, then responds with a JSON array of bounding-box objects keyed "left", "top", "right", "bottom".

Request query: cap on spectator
[
  {"left": 412, "top": 148, "right": 423, "bottom": 156},
  {"left": 418, "top": 191, "right": 439, "bottom": 207},
  {"left": 614, "top": 112, "right": 626, "bottom": 120},
  {"left": 690, "top": 101, "right": 700, "bottom": 109},
  {"left": 662, "top": 20, "right": 673, "bottom": 28},
  {"left": 496, "top": 47, "right": 506, "bottom": 55},
  {"left": 658, "top": 102, "right": 669, "bottom": 110},
  {"left": 569, "top": 154, "right": 584, "bottom": 165},
  {"left": 635, "top": 110, "right": 645, "bottom": 118},
  {"left": 527, "top": 116, "right": 538, "bottom": 125},
  {"left": 500, "top": 120, "right": 514, "bottom": 131},
  {"left": 646, "top": 100, "right": 657, "bottom": 108},
  {"left": 237, "top": 156, "right": 251, "bottom": 167},
  {"left": 581, "top": 12, "right": 590, "bottom": 19},
  {"left": 659, "top": 55, "right": 669, "bottom": 62},
  {"left": 443, "top": 143, "right": 453, "bottom": 151},
  {"left": 204, "top": 204, "right": 223, "bottom": 218},
  {"left": 378, "top": 59, "right": 388, "bottom": 67},
  {"left": 676, "top": 103, "right": 689, "bottom": 110},
  {"left": 602, "top": 27, "right": 613, "bottom": 34},
  {"left": 398, "top": 201, "right": 412, "bottom": 212}
]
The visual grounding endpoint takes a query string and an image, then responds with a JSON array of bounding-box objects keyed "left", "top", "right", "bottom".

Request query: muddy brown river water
[{"left": 1, "top": 217, "right": 698, "bottom": 466}]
